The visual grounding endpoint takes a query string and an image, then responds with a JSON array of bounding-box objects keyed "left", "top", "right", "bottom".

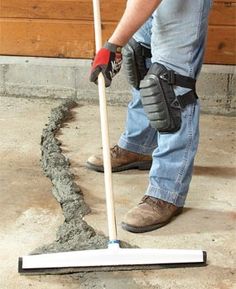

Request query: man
[{"left": 88, "top": 0, "right": 212, "bottom": 233}]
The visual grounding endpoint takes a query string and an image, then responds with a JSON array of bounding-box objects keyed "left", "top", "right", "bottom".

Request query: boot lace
[{"left": 110, "top": 145, "right": 122, "bottom": 158}]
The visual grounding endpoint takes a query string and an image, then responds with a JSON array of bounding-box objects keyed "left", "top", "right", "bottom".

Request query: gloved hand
[{"left": 89, "top": 42, "right": 122, "bottom": 87}]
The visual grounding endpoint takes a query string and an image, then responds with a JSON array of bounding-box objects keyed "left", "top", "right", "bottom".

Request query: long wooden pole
[{"left": 92, "top": 0, "right": 117, "bottom": 242}]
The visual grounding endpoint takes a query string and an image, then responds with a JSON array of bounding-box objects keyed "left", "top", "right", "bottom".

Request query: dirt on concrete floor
[{"left": 0, "top": 96, "right": 235, "bottom": 289}]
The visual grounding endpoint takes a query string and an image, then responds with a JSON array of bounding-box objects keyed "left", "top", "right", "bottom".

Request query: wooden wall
[
  {"left": 206, "top": 0, "right": 236, "bottom": 64},
  {"left": 0, "top": 0, "right": 235, "bottom": 64}
]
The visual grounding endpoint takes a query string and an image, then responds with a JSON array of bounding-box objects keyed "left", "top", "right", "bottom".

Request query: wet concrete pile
[{"left": 33, "top": 99, "right": 109, "bottom": 254}]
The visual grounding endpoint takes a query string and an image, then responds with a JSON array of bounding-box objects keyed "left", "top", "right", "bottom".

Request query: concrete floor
[{"left": 0, "top": 96, "right": 235, "bottom": 289}]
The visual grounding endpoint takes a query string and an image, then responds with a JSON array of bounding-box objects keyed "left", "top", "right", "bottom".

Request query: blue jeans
[{"left": 118, "top": 0, "right": 212, "bottom": 207}]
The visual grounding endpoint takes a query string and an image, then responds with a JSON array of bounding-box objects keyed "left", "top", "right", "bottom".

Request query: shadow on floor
[
  {"left": 193, "top": 165, "right": 236, "bottom": 179},
  {"left": 144, "top": 207, "right": 236, "bottom": 236}
]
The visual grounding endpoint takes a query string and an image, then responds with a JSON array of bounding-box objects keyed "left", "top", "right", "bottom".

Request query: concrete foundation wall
[{"left": 0, "top": 56, "right": 235, "bottom": 115}]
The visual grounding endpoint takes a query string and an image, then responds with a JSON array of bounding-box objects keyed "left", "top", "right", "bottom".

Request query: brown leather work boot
[
  {"left": 86, "top": 145, "right": 152, "bottom": 172},
  {"left": 122, "top": 196, "right": 183, "bottom": 233}
]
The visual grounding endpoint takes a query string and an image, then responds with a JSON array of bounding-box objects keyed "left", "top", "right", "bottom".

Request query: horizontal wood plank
[
  {"left": 209, "top": 1, "right": 236, "bottom": 26},
  {"left": 0, "top": 19, "right": 235, "bottom": 64},
  {"left": 204, "top": 25, "right": 236, "bottom": 64},
  {"left": 2, "top": 0, "right": 236, "bottom": 26},
  {"left": 0, "top": 19, "right": 116, "bottom": 58},
  {"left": 0, "top": 0, "right": 126, "bottom": 22}
]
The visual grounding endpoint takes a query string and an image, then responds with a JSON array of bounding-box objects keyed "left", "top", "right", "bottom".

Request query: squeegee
[{"left": 18, "top": 0, "right": 207, "bottom": 274}]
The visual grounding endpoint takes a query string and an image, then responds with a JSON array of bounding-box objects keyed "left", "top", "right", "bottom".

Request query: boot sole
[
  {"left": 86, "top": 160, "right": 152, "bottom": 173},
  {"left": 121, "top": 208, "right": 183, "bottom": 233}
]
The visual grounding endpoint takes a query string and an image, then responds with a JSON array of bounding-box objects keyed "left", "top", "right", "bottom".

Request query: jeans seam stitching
[
  {"left": 175, "top": 106, "right": 194, "bottom": 185},
  {"left": 188, "top": 0, "right": 204, "bottom": 77}
]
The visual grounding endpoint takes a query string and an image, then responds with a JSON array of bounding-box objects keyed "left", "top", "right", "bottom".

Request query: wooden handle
[{"left": 92, "top": 0, "right": 117, "bottom": 242}]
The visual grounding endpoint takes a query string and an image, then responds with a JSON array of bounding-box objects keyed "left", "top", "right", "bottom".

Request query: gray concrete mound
[
  {"left": 32, "top": 99, "right": 131, "bottom": 256},
  {"left": 32, "top": 100, "right": 108, "bottom": 254}
]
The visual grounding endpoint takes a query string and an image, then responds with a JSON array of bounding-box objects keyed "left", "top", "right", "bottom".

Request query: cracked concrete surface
[{"left": 0, "top": 96, "right": 235, "bottom": 289}]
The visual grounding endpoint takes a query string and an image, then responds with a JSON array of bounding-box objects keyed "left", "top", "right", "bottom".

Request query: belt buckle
[
  {"left": 160, "top": 70, "right": 176, "bottom": 85},
  {"left": 171, "top": 98, "right": 182, "bottom": 109}
]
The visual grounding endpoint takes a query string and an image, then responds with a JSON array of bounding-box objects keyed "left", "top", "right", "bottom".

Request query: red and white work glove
[{"left": 89, "top": 42, "right": 122, "bottom": 87}]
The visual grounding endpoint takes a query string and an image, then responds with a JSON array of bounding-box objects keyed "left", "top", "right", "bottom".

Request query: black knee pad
[
  {"left": 122, "top": 38, "right": 151, "bottom": 89},
  {"left": 140, "top": 63, "right": 198, "bottom": 133}
]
